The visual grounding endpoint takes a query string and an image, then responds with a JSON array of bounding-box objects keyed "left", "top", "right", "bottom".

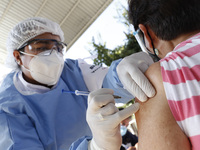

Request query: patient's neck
[{"left": 172, "top": 30, "right": 200, "bottom": 47}]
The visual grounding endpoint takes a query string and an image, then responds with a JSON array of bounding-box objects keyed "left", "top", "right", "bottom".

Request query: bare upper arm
[{"left": 135, "top": 62, "right": 191, "bottom": 150}]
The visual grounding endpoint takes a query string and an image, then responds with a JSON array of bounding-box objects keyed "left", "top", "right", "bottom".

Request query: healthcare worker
[{"left": 0, "top": 17, "right": 153, "bottom": 150}]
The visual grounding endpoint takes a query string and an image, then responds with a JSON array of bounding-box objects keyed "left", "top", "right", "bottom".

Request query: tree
[{"left": 90, "top": 4, "right": 141, "bottom": 66}]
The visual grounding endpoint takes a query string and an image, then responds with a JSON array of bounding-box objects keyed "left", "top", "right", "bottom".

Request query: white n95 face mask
[{"left": 21, "top": 50, "right": 64, "bottom": 86}]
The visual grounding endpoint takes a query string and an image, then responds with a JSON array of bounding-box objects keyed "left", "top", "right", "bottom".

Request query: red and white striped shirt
[{"left": 160, "top": 32, "right": 200, "bottom": 150}]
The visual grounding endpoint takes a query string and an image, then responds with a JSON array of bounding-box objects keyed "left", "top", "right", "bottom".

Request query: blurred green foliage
[{"left": 90, "top": 4, "right": 141, "bottom": 66}]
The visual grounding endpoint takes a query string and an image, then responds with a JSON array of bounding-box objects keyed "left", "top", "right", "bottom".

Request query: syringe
[{"left": 62, "top": 89, "right": 121, "bottom": 99}]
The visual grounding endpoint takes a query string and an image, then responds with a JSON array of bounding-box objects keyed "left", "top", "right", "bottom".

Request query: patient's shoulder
[
  {"left": 145, "top": 62, "right": 162, "bottom": 89},
  {"left": 135, "top": 62, "right": 191, "bottom": 150}
]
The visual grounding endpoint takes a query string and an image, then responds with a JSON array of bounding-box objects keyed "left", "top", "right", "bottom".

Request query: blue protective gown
[{"left": 0, "top": 59, "right": 133, "bottom": 150}]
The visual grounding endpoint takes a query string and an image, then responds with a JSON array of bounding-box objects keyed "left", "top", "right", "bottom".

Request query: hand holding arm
[{"left": 117, "top": 52, "right": 155, "bottom": 102}]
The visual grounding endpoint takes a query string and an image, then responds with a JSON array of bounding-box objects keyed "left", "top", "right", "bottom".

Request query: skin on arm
[{"left": 135, "top": 62, "right": 191, "bottom": 150}]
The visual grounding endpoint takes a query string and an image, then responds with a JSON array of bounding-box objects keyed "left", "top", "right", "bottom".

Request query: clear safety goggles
[{"left": 17, "top": 39, "right": 67, "bottom": 56}]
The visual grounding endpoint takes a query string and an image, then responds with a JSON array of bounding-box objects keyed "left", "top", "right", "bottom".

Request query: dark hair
[{"left": 128, "top": 0, "right": 200, "bottom": 40}]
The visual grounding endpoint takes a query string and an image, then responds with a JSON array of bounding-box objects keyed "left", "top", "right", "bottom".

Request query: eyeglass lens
[{"left": 26, "top": 40, "right": 66, "bottom": 55}]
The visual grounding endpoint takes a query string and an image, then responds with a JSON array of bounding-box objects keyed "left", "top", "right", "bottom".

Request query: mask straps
[
  {"left": 19, "top": 51, "right": 37, "bottom": 57},
  {"left": 21, "top": 64, "right": 31, "bottom": 73},
  {"left": 18, "top": 51, "right": 34, "bottom": 72},
  {"left": 148, "top": 35, "right": 161, "bottom": 62},
  {"left": 132, "top": 25, "right": 160, "bottom": 62}
]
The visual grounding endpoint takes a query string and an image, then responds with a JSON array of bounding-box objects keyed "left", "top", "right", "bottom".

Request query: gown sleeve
[
  {"left": 79, "top": 58, "right": 134, "bottom": 103},
  {"left": 102, "top": 59, "right": 134, "bottom": 103}
]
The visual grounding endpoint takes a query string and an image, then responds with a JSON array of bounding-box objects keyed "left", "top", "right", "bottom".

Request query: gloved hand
[
  {"left": 87, "top": 88, "right": 140, "bottom": 150},
  {"left": 117, "top": 52, "right": 156, "bottom": 102}
]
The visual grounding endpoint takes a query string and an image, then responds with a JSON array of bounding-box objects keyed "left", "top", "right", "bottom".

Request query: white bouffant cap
[{"left": 5, "top": 17, "right": 64, "bottom": 70}]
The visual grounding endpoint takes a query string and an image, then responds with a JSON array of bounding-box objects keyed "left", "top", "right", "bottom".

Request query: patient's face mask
[
  {"left": 20, "top": 50, "right": 64, "bottom": 86},
  {"left": 120, "top": 125, "right": 127, "bottom": 136}
]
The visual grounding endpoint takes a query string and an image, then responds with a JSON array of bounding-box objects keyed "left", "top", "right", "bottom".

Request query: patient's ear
[{"left": 139, "top": 24, "right": 153, "bottom": 52}]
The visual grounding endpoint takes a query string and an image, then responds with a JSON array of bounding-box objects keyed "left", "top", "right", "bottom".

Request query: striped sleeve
[{"left": 160, "top": 33, "right": 200, "bottom": 150}]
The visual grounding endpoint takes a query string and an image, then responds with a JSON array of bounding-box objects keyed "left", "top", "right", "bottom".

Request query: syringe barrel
[{"left": 75, "top": 90, "right": 89, "bottom": 96}]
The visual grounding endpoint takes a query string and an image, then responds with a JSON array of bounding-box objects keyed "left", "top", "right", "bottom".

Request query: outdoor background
[{"left": 65, "top": 0, "right": 128, "bottom": 63}]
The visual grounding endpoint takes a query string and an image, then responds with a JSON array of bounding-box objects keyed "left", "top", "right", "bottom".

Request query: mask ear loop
[
  {"left": 148, "top": 35, "right": 160, "bottom": 62},
  {"left": 18, "top": 51, "right": 35, "bottom": 72},
  {"left": 132, "top": 26, "right": 160, "bottom": 62}
]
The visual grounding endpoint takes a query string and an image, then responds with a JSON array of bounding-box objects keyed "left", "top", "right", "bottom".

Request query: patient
[
  {"left": 128, "top": 0, "right": 200, "bottom": 149},
  {"left": 83, "top": 0, "right": 200, "bottom": 149}
]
